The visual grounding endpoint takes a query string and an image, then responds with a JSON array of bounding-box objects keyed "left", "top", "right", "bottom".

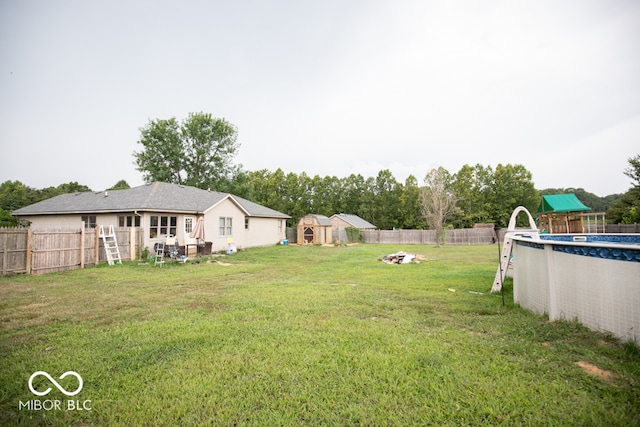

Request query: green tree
[
  {"left": 0, "top": 180, "right": 40, "bottom": 226},
  {"left": 0, "top": 181, "right": 92, "bottom": 226},
  {"left": 486, "top": 164, "right": 538, "bottom": 227},
  {"left": 0, "top": 181, "right": 42, "bottom": 213},
  {"left": 372, "top": 169, "right": 402, "bottom": 230},
  {"left": 607, "top": 154, "right": 640, "bottom": 224},
  {"left": 398, "top": 175, "right": 425, "bottom": 229},
  {"left": 109, "top": 180, "right": 131, "bottom": 190},
  {"left": 134, "top": 112, "right": 239, "bottom": 190},
  {"left": 451, "top": 164, "right": 493, "bottom": 228},
  {"left": 624, "top": 153, "right": 640, "bottom": 187}
]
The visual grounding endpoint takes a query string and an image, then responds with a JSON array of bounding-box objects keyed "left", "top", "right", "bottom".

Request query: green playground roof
[{"left": 537, "top": 194, "right": 591, "bottom": 213}]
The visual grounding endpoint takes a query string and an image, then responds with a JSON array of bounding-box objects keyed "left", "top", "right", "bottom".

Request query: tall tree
[
  {"left": 109, "top": 180, "right": 131, "bottom": 190},
  {"left": 607, "top": 154, "right": 640, "bottom": 224},
  {"left": 420, "top": 167, "right": 457, "bottom": 247},
  {"left": 623, "top": 153, "right": 640, "bottom": 187},
  {"left": 373, "top": 169, "right": 401, "bottom": 230},
  {"left": 486, "top": 164, "right": 538, "bottom": 227},
  {"left": 451, "top": 164, "right": 493, "bottom": 228},
  {"left": 0, "top": 181, "right": 41, "bottom": 226},
  {"left": 134, "top": 112, "right": 239, "bottom": 190},
  {"left": 0, "top": 181, "right": 92, "bottom": 226},
  {"left": 398, "top": 175, "right": 425, "bottom": 229}
]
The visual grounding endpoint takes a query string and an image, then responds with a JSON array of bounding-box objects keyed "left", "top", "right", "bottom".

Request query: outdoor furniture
[
  {"left": 198, "top": 241, "right": 212, "bottom": 256},
  {"left": 153, "top": 238, "right": 186, "bottom": 262}
]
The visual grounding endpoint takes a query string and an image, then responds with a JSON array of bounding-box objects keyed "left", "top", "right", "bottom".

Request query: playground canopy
[
  {"left": 537, "top": 194, "right": 604, "bottom": 234},
  {"left": 538, "top": 193, "right": 590, "bottom": 213}
]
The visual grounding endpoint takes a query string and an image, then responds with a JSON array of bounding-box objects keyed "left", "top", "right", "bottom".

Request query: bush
[{"left": 345, "top": 227, "right": 362, "bottom": 243}]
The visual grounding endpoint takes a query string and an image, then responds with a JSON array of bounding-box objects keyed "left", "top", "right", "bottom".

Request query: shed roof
[
  {"left": 12, "top": 182, "right": 290, "bottom": 219},
  {"left": 300, "top": 214, "right": 332, "bottom": 226},
  {"left": 330, "top": 213, "right": 376, "bottom": 229},
  {"left": 537, "top": 194, "right": 591, "bottom": 213}
]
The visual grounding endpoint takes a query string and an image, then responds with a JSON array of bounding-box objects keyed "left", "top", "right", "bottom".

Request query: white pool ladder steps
[{"left": 491, "top": 206, "right": 539, "bottom": 293}]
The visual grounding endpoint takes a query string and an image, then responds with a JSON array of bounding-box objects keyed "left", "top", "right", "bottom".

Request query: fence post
[
  {"left": 95, "top": 227, "right": 100, "bottom": 264},
  {"left": 80, "top": 225, "right": 85, "bottom": 269},
  {"left": 130, "top": 227, "right": 135, "bottom": 261},
  {"left": 26, "top": 229, "right": 32, "bottom": 274},
  {"left": 1, "top": 232, "right": 6, "bottom": 275}
]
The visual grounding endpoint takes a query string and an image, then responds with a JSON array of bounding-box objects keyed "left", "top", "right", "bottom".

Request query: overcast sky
[{"left": 1, "top": 0, "right": 639, "bottom": 197}]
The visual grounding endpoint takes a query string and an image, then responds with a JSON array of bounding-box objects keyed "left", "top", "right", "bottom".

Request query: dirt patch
[
  {"left": 576, "top": 360, "right": 618, "bottom": 383},
  {"left": 215, "top": 261, "right": 233, "bottom": 266},
  {"left": 597, "top": 339, "right": 617, "bottom": 349}
]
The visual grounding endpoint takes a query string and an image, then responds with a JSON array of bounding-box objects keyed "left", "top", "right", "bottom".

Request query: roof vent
[{"left": 104, "top": 191, "right": 108, "bottom": 197}]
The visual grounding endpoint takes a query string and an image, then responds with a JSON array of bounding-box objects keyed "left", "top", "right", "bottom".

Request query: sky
[{"left": 1, "top": 0, "right": 639, "bottom": 197}]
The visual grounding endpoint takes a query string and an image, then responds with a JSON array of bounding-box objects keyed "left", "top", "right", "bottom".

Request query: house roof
[
  {"left": 12, "top": 182, "right": 290, "bottom": 219},
  {"left": 537, "top": 194, "right": 591, "bottom": 213},
  {"left": 330, "top": 213, "right": 376, "bottom": 229}
]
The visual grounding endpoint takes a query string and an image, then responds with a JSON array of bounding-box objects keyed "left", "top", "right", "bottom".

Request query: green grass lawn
[{"left": 1, "top": 244, "right": 638, "bottom": 426}]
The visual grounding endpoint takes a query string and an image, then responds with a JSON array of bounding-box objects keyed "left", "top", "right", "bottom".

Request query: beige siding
[
  {"left": 24, "top": 214, "right": 121, "bottom": 229},
  {"left": 330, "top": 217, "right": 351, "bottom": 229},
  {"left": 203, "top": 199, "right": 286, "bottom": 252},
  {"left": 20, "top": 204, "right": 287, "bottom": 256}
]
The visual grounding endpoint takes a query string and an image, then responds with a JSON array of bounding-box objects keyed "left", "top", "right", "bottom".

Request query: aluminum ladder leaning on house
[
  {"left": 491, "top": 206, "right": 540, "bottom": 293},
  {"left": 99, "top": 225, "right": 122, "bottom": 266},
  {"left": 154, "top": 241, "right": 165, "bottom": 267}
]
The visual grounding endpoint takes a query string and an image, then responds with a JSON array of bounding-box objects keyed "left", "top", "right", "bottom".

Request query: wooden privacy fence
[
  {"left": 361, "top": 228, "right": 497, "bottom": 245},
  {"left": 0, "top": 227, "right": 143, "bottom": 276},
  {"left": 605, "top": 223, "right": 640, "bottom": 233}
]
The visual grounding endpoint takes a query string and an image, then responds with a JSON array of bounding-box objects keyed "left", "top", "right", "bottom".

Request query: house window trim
[
  {"left": 82, "top": 215, "right": 96, "bottom": 229},
  {"left": 149, "top": 215, "right": 178, "bottom": 238},
  {"left": 118, "top": 215, "right": 141, "bottom": 228},
  {"left": 219, "top": 217, "right": 232, "bottom": 236},
  {"left": 185, "top": 216, "right": 195, "bottom": 235}
]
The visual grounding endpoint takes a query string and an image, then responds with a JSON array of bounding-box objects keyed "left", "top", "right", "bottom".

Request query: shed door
[{"left": 303, "top": 226, "right": 314, "bottom": 244}]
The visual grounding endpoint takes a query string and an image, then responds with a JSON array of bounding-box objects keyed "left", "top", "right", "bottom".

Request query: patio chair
[{"left": 165, "top": 236, "right": 179, "bottom": 261}]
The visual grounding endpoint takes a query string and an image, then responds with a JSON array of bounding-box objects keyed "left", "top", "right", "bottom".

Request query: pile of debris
[{"left": 381, "top": 251, "right": 426, "bottom": 264}]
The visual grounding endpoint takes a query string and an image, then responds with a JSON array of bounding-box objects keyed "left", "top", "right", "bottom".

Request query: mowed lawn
[{"left": 1, "top": 244, "right": 638, "bottom": 426}]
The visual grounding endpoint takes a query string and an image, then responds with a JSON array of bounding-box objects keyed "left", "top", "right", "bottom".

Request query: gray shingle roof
[
  {"left": 331, "top": 213, "right": 376, "bottom": 229},
  {"left": 305, "top": 214, "right": 332, "bottom": 226},
  {"left": 13, "top": 182, "right": 290, "bottom": 219}
]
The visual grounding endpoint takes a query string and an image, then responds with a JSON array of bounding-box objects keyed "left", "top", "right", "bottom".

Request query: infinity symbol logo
[{"left": 28, "top": 371, "right": 83, "bottom": 397}]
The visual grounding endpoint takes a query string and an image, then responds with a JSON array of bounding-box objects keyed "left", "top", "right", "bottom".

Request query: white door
[{"left": 184, "top": 216, "right": 197, "bottom": 245}]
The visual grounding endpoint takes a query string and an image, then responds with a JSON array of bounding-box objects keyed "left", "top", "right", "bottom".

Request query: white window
[
  {"left": 118, "top": 215, "right": 141, "bottom": 227},
  {"left": 185, "top": 217, "right": 194, "bottom": 234},
  {"left": 150, "top": 215, "right": 177, "bottom": 238},
  {"left": 82, "top": 215, "right": 96, "bottom": 229},
  {"left": 219, "top": 217, "right": 232, "bottom": 236},
  {"left": 245, "top": 217, "right": 249, "bottom": 230}
]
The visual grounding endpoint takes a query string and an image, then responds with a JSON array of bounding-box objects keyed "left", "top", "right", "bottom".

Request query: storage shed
[
  {"left": 297, "top": 214, "right": 332, "bottom": 244},
  {"left": 329, "top": 213, "right": 376, "bottom": 230}
]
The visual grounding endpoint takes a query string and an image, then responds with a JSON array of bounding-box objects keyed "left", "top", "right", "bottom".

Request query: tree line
[
  {"left": 1, "top": 164, "right": 626, "bottom": 230},
  {"left": 2, "top": 112, "right": 636, "bottom": 229}
]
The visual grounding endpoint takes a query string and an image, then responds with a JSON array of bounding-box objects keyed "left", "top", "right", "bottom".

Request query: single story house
[{"left": 12, "top": 182, "right": 291, "bottom": 254}]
